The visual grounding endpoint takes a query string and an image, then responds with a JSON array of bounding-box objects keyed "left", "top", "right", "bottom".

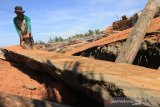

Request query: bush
[
  {"left": 35, "top": 40, "right": 45, "bottom": 45},
  {"left": 35, "top": 29, "right": 103, "bottom": 45},
  {"left": 69, "top": 29, "right": 103, "bottom": 39},
  {"left": 48, "top": 36, "right": 64, "bottom": 43}
]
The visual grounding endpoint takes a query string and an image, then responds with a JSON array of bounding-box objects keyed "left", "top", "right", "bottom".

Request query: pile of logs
[{"left": 1, "top": 46, "right": 160, "bottom": 106}]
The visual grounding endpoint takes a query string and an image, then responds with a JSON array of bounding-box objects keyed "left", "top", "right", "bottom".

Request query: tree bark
[{"left": 116, "top": 0, "right": 160, "bottom": 63}]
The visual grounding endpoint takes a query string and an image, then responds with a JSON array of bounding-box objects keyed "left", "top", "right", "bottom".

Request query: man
[{"left": 13, "top": 6, "right": 34, "bottom": 49}]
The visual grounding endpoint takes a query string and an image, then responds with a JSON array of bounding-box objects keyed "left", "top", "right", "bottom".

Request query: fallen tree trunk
[
  {"left": 1, "top": 46, "right": 160, "bottom": 107},
  {"left": 0, "top": 92, "right": 69, "bottom": 107}
]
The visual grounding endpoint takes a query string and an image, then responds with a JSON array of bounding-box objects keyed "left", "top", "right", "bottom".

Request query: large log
[
  {"left": 116, "top": 0, "right": 160, "bottom": 63},
  {"left": 65, "top": 17, "right": 160, "bottom": 55},
  {"left": 0, "top": 92, "right": 69, "bottom": 107},
  {"left": 1, "top": 46, "right": 160, "bottom": 106}
]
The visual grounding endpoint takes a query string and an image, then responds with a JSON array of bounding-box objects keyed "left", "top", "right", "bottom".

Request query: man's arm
[
  {"left": 25, "top": 16, "right": 31, "bottom": 34},
  {"left": 13, "top": 17, "right": 21, "bottom": 37},
  {"left": 13, "top": 17, "right": 24, "bottom": 46}
]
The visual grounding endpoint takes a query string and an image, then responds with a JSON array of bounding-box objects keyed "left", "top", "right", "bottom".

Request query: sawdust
[{"left": 0, "top": 58, "right": 101, "bottom": 107}]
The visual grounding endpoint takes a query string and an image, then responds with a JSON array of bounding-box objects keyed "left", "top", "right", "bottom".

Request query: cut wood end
[{"left": 0, "top": 54, "right": 5, "bottom": 60}]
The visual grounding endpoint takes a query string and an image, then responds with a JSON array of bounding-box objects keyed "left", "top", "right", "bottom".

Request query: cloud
[
  {"left": 33, "top": 21, "right": 95, "bottom": 42},
  {"left": 31, "top": 9, "right": 80, "bottom": 24},
  {"left": 31, "top": 3, "right": 143, "bottom": 42}
]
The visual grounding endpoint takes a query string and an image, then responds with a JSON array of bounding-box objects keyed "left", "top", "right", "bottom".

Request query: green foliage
[
  {"left": 83, "top": 33, "right": 88, "bottom": 37},
  {"left": 48, "top": 37, "right": 53, "bottom": 43},
  {"left": 35, "top": 29, "right": 103, "bottom": 45},
  {"left": 72, "top": 34, "right": 84, "bottom": 38},
  {"left": 88, "top": 30, "right": 94, "bottom": 36},
  {"left": 70, "top": 29, "right": 103, "bottom": 39},
  {"left": 48, "top": 36, "right": 64, "bottom": 43},
  {"left": 35, "top": 40, "right": 45, "bottom": 45},
  {"left": 95, "top": 29, "right": 103, "bottom": 35},
  {"left": 54, "top": 36, "right": 64, "bottom": 42}
]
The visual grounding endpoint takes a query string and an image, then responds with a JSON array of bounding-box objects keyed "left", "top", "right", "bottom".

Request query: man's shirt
[{"left": 13, "top": 15, "right": 31, "bottom": 37}]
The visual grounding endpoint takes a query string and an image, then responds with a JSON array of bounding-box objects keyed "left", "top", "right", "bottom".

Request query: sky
[{"left": 0, "top": 0, "right": 148, "bottom": 47}]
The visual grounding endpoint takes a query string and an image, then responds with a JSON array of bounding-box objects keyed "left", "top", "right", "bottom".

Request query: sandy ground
[
  {"left": 0, "top": 59, "right": 65, "bottom": 102},
  {"left": 0, "top": 58, "right": 101, "bottom": 107}
]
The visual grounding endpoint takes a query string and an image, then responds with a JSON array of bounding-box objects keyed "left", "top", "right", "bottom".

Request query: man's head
[
  {"left": 15, "top": 6, "right": 25, "bottom": 19},
  {"left": 15, "top": 6, "right": 25, "bottom": 13}
]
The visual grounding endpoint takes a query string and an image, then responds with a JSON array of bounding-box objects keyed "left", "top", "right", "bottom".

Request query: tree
[
  {"left": 74, "top": 34, "right": 84, "bottom": 38},
  {"left": 68, "top": 29, "right": 103, "bottom": 39},
  {"left": 48, "top": 37, "right": 54, "bottom": 43},
  {"left": 116, "top": 0, "right": 160, "bottom": 64},
  {"left": 35, "top": 40, "right": 45, "bottom": 45},
  {"left": 84, "top": 33, "right": 90, "bottom": 37},
  {"left": 88, "top": 30, "right": 94, "bottom": 36},
  {"left": 53, "top": 36, "right": 64, "bottom": 42},
  {"left": 95, "top": 29, "right": 101, "bottom": 35}
]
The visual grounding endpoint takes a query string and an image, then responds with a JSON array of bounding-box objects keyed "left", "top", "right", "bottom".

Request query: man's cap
[{"left": 15, "top": 6, "right": 25, "bottom": 13}]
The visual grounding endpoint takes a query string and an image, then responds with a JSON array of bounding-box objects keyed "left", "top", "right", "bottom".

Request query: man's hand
[
  {"left": 20, "top": 36, "right": 23, "bottom": 41},
  {"left": 20, "top": 36, "right": 24, "bottom": 46},
  {"left": 23, "top": 33, "right": 30, "bottom": 38}
]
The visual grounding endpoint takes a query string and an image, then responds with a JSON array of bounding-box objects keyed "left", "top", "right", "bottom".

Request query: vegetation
[
  {"left": 35, "top": 40, "right": 45, "bottom": 45},
  {"left": 70, "top": 29, "right": 103, "bottom": 39},
  {"left": 48, "top": 36, "right": 64, "bottom": 43},
  {"left": 35, "top": 29, "right": 103, "bottom": 45}
]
